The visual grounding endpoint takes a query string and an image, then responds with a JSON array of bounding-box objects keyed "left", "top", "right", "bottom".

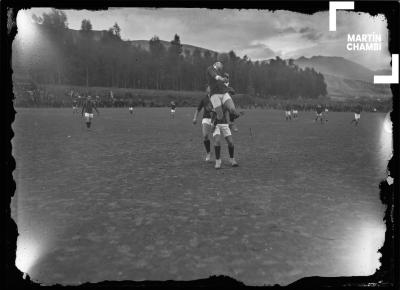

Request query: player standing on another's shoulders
[
  {"left": 170, "top": 101, "right": 176, "bottom": 119},
  {"left": 350, "top": 105, "right": 362, "bottom": 126},
  {"left": 206, "top": 61, "right": 240, "bottom": 124},
  {"left": 81, "top": 95, "right": 100, "bottom": 129},
  {"left": 193, "top": 92, "right": 214, "bottom": 162},
  {"left": 213, "top": 107, "right": 238, "bottom": 169},
  {"left": 315, "top": 104, "right": 324, "bottom": 124}
]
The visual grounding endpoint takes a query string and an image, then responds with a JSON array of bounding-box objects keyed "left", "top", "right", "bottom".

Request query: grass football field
[{"left": 11, "top": 107, "right": 390, "bottom": 286}]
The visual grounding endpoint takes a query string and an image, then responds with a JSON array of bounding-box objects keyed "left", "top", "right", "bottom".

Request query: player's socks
[
  {"left": 204, "top": 140, "right": 211, "bottom": 154},
  {"left": 215, "top": 146, "right": 221, "bottom": 160},
  {"left": 86, "top": 122, "right": 90, "bottom": 128},
  {"left": 228, "top": 145, "right": 234, "bottom": 158}
]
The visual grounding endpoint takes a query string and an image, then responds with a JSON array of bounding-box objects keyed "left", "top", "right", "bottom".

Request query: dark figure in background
[
  {"left": 285, "top": 104, "right": 292, "bottom": 121},
  {"left": 351, "top": 105, "right": 362, "bottom": 126},
  {"left": 81, "top": 95, "right": 100, "bottom": 129},
  {"left": 170, "top": 101, "right": 176, "bottom": 119},
  {"left": 315, "top": 104, "right": 324, "bottom": 124},
  {"left": 72, "top": 99, "right": 78, "bottom": 114}
]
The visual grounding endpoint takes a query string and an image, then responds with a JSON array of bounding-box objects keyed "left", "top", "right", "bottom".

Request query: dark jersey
[
  {"left": 316, "top": 106, "right": 323, "bottom": 114},
  {"left": 171, "top": 104, "right": 176, "bottom": 110},
  {"left": 285, "top": 105, "right": 291, "bottom": 111},
  {"left": 354, "top": 106, "right": 362, "bottom": 114},
  {"left": 82, "top": 99, "right": 97, "bottom": 113},
  {"left": 197, "top": 96, "right": 213, "bottom": 119},
  {"left": 206, "top": 66, "right": 227, "bottom": 95},
  {"left": 73, "top": 100, "right": 78, "bottom": 106}
]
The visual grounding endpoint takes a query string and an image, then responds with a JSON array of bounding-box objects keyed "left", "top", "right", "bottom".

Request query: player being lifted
[
  {"left": 81, "top": 95, "right": 100, "bottom": 129},
  {"left": 350, "top": 105, "right": 362, "bottom": 126},
  {"left": 315, "top": 104, "right": 324, "bottom": 124},
  {"left": 170, "top": 101, "right": 176, "bottom": 119},
  {"left": 212, "top": 106, "right": 238, "bottom": 169},
  {"left": 193, "top": 90, "right": 214, "bottom": 162},
  {"left": 206, "top": 61, "right": 241, "bottom": 127}
]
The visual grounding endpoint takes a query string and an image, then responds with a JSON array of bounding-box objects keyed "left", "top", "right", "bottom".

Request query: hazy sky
[{"left": 25, "top": 7, "right": 391, "bottom": 70}]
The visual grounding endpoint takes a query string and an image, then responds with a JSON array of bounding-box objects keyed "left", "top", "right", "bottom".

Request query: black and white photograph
[{"left": 5, "top": 1, "right": 398, "bottom": 288}]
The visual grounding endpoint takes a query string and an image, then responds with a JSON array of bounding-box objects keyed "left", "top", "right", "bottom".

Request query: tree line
[{"left": 13, "top": 9, "right": 327, "bottom": 99}]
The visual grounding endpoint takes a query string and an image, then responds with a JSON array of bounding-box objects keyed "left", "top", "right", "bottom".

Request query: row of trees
[{"left": 13, "top": 9, "right": 327, "bottom": 99}]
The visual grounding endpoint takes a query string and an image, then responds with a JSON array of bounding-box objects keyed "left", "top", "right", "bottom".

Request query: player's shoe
[
  {"left": 230, "top": 158, "right": 239, "bottom": 167},
  {"left": 205, "top": 153, "right": 211, "bottom": 162},
  {"left": 215, "top": 159, "right": 222, "bottom": 169}
]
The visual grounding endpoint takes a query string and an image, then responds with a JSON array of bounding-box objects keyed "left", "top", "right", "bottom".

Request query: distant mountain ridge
[{"left": 293, "top": 56, "right": 391, "bottom": 100}]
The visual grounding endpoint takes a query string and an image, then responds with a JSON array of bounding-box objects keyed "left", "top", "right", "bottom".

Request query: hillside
[
  {"left": 127, "top": 40, "right": 218, "bottom": 58},
  {"left": 323, "top": 74, "right": 392, "bottom": 101},
  {"left": 294, "top": 56, "right": 392, "bottom": 99}
]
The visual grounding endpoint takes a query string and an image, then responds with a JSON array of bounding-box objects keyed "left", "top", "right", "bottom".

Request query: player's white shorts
[
  {"left": 84, "top": 113, "right": 94, "bottom": 119},
  {"left": 285, "top": 111, "right": 291, "bottom": 116},
  {"left": 293, "top": 110, "right": 298, "bottom": 114},
  {"left": 210, "top": 93, "right": 232, "bottom": 108},
  {"left": 171, "top": 109, "right": 176, "bottom": 113},
  {"left": 316, "top": 113, "right": 322, "bottom": 117},
  {"left": 355, "top": 113, "right": 360, "bottom": 120},
  {"left": 202, "top": 118, "right": 212, "bottom": 126},
  {"left": 213, "top": 124, "right": 232, "bottom": 137},
  {"left": 129, "top": 107, "right": 133, "bottom": 110}
]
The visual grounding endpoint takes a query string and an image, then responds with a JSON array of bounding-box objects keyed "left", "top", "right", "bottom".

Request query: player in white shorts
[
  {"left": 81, "top": 95, "right": 100, "bottom": 129},
  {"left": 212, "top": 108, "right": 238, "bottom": 169},
  {"left": 285, "top": 105, "right": 292, "bottom": 121},
  {"left": 315, "top": 104, "right": 324, "bottom": 124},
  {"left": 170, "top": 101, "right": 176, "bottom": 119},
  {"left": 351, "top": 105, "right": 362, "bottom": 126},
  {"left": 206, "top": 62, "right": 240, "bottom": 124},
  {"left": 193, "top": 94, "right": 214, "bottom": 162},
  {"left": 292, "top": 109, "right": 298, "bottom": 119}
]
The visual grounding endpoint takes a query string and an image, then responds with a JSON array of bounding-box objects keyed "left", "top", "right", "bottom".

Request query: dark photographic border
[{"left": 3, "top": 0, "right": 399, "bottom": 289}]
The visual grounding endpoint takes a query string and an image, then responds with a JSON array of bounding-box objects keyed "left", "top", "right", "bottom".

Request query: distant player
[
  {"left": 285, "top": 105, "right": 292, "bottom": 121},
  {"left": 324, "top": 106, "right": 329, "bottom": 122},
  {"left": 292, "top": 108, "right": 298, "bottom": 119},
  {"left": 351, "top": 105, "right": 362, "bottom": 126},
  {"left": 213, "top": 107, "right": 238, "bottom": 169},
  {"left": 72, "top": 99, "right": 78, "bottom": 114},
  {"left": 315, "top": 104, "right": 324, "bottom": 124},
  {"left": 81, "top": 95, "right": 100, "bottom": 129},
  {"left": 128, "top": 100, "right": 134, "bottom": 115},
  {"left": 206, "top": 61, "right": 240, "bottom": 124},
  {"left": 193, "top": 94, "right": 214, "bottom": 162},
  {"left": 170, "top": 101, "right": 176, "bottom": 119}
]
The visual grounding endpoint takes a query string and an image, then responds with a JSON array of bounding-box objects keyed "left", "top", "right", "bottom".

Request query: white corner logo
[
  {"left": 374, "top": 54, "right": 399, "bottom": 84},
  {"left": 329, "top": 2, "right": 354, "bottom": 31}
]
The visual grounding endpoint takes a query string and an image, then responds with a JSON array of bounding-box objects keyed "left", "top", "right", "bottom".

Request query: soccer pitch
[{"left": 11, "top": 107, "right": 389, "bottom": 286}]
